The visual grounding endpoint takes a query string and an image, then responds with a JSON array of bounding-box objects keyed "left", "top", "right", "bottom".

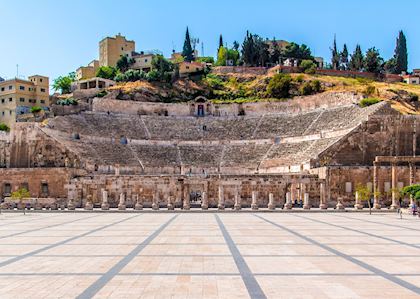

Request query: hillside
[{"left": 103, "top": 69, "right": 420, "bottom": 114}]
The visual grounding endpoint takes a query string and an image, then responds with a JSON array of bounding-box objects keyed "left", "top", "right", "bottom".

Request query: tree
[
  {"left": 116, "top": 55, "right": 134, "bottom": 73},
  {"left": 182, "top": 27, "right": 194, "bottom": 62},
  {"left": 355, "top": 184, "right": 376, "bottom": 215},
  {"left": 216, "top": 46, "right": 240, "bottom": 66},
  {"left": 384, "top": 58, "right": 397, "bottom": 74},
  {"left": 330, "top": 35, "right": 340, "bottom": 70},
  {"left": 96, "top": 66, "right": 117, "bottom": 80},
  {"left": 270, "top": 42, "right": 281, "bottom": 65},
  {"left": 364, "top": 47, "right": 384, "bottom": 73},
  {"left": 233, "top": 41, "right": 240, "bottom": 52},
  {"left": 394, "top": 30, "right": 408, "bottom": 74},
  {"left": 340, "top": 44, "right": 349, "bottom": 70},
  {"left": 266, "top": 73, "right": 292, "bottom": 98},
  {"left": 151, "top": 55, "right": 174, "bottom": 82},
  {"left": 218, "top": 34, "right": 224, "bottom": 52},
  {"left": 52, "top": 72, "right": 75, "bottom": 94},
  {"left": 300, "top": 60, "right": 317, "bottom": 74},
  {"left": 349, "top": 45, "right": 364, "bottom": 71},
  {"left": 241, "top": 31, "right": 258, "bottom": 66},
  {"left": 11, "top": 188, "right": 31, "bottom": 215}
]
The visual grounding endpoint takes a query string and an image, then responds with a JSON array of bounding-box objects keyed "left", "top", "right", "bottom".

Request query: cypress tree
[
  {"left": 182, "top": 27, "right": 194, "bottom": 62},
  {"left": 340, "top": 44, "right": 349, "bottom": 70},
  {"left": 394, "top": 30, "right": 408, "bottom": 74},
  {"left": 330, "top": 35, "right": 340, "bottom": 70},
  {"left": 218, "top": 34, "right": 224, "bottom": 52},
  {"left": 349, "top": 45, "right": 364, "bottom": 71}
]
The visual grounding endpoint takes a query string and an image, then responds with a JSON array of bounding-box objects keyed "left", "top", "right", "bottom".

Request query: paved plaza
[{"left": 0, "top": 212, "right": 419, "bottom": 298}]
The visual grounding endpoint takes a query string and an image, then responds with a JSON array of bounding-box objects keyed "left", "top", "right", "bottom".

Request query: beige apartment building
[
  {"left": 99, "top": 34, "right": 135, "bottom": 67},
  {"left": 0, "top": 75, "right": 49, "bottom": 126},
  {"left": 76, "top": 60, "right": 99, "bottom": 80}
]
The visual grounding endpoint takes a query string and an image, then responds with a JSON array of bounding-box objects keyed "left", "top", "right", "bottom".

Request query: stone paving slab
[{"left": 0, "top": 212, "right": 419, "bottom": 298}]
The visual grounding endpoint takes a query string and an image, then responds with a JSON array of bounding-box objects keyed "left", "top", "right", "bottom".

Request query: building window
[
  {"left": 1, "top": 99, "right": 4, "bottom": 103},
  {"left": 41, "top": 182, "right": 49, "bottom": 195},
  {"left": 9, "top": 110, "right": 12, "bottom": 115},
  {"left": 1, "top": 112, "right": 4, "bottom": 116},
  {"left": 345, "top": 182, "right": 352, "bottom": 193},
  {"left": 3, "top": 183, "right": 11, "bottom": 195},
  {"left": 186, "top": 66, "right": 190, "bottom": 70},
  {"left": 1, "top": 87, "right": 4, "bottom": 92},
  {"left": 19, "top": 86, "right": 25, "bottom": 91},
  {"left": 21, "top": 182, "right": 29, "bottom": 191},
  {"left": 8, "top": 86, "right": 12, "bottom": 90},
  {"left": 9, "top": 98, "right": 12, "bottom": 102},
  {"left": 145, "top": 59, "right": 148, "bottom": 62},
  {"left": 40, "top": 88, "right": 46, "bottom": 92},
  {"left": 20, "top": 98, "right": 25, "bottom": 102},
  {"left": 40, "top": 100, "right": 45, "bottom": 104},
  {"left": 40, "top": 79, "right": 43, "bottom": 82}
]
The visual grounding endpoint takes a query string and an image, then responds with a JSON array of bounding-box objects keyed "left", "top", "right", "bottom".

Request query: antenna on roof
[
  {"left": 172, "top": 41, "right": 175, "bottom": 53},
  {"left": 16, "top": 64, "right": 19, "bottom": 78}
]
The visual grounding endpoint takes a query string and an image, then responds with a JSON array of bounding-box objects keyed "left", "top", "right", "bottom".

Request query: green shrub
[
  {"left": 146, "top": 70, "right": 160, "bottom": 82},
  {"left": 204, "top": 73, "right": 225, "bottom": 90},
  {"left": 359, "top": 98, "right": 381, "bottom": 107},
  {"left": 295, "top": 74, "right": 304, "bottom": 83},
  {"left": 356, "top": 77, "right": 374, "bottom": 85},
  {"left": 299, "top": 80, "right": 322, "bottom": 96},
  {"left": 96, "top": 90, "right": 107, "bottom": 98},
  {"left": 300, "top": 60, "right": 317, "bottom": 74},
  {"left": 56, "top": 98, "right": 78, "bottom": 106},
  {"left": 266, "top": 73, "right": 292, "bottom": 98},
  {"left": 30, "top": 106, "right": 42, "bottom": 113},
  {"left": 408, "top": 92, "right": 419, "bottom": 102},
  {"left": 0, "top": 123, "right": 10, "bottom": 132},
  {"left": 96, "top": 66, "right": 117, "bottom": 80},
  {"left": 363, "top": 85, "right": 376, "bottom": 96},
  {"left": 114, "top": 69, "right": 146, "bottom": 82}
]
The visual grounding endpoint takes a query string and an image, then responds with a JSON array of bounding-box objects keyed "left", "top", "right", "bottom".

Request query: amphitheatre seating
[
  {"left": 129, "top": 144, "right": 179, "bottom": 167},
  {"left": 222, "top": 144, "right": 271, "bottom": 168},
  {"left": 179, "top": 145, "right": 222, "bottom": 167},
  {"left": 267, "top": 141, "right": 315, "bottom": 165}
]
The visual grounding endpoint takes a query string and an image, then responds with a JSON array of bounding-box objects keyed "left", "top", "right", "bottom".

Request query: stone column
[
  {"left": 218, "top": 185, "right": 225, "bottom": 210},
  {"left": 201, "top": 191, "right": 208, "bottom": 210},
  {"left": 391, "top": 163, "right": 399, "bottom": 210},
  {"left": 134, "top": 194, "right": 143, "bottom": 210},
  {"left": 115, "top": 164, "right": 120, "bottom": 176},
  {"left": 409, "top": 163, "right": 416, "bottom": 208},
  {"left": 268, "top": 193, "right": 275, "bottom": 210},
  {"left": 284, "top": 192, "right": 292, "bottom": 210},
  {"left": 336, "top": 196, "right": 345, "bottom": 210},
  {"left": 67, "top": 198, "right": 75, "bottom": 210},
  {"left": 167, "top": 196, "right": 174, "bottom": 210},
  {"left": 234, "top": 192, "right": 241, "bottom": 211},
  {"left": 319, "top": 182, "right": 328, "bottom": 209},
  {"left": 85, "top": 195, "right": 93, "bottom": 210},
  {"left": 303, "top": 193, "right": 311, "bottom": 210},
  {"left": 152, "top": 192, "right": 159, "bottom": 210},
  {"left": 354, "top": 192, "right": 363, "bottom": 210},
  {"left": 118, "top": 193, "right": 126, "bottom": 210},
  {"left": 101, "top": 189, "right": 110, "bottom": 210},
  {"left": 373, "top": 163, "right": 381, "bottom": 210},
  {"left": 251, "top": 191, "right": 258, "bottom": 210},
  {"left": 183, "top": 185, "right": 190, "bottom": 210}
]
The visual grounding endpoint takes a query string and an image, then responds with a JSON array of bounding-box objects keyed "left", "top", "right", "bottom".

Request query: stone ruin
[{"left": 0, "top": 92, "right": 418, "bottom": 210}]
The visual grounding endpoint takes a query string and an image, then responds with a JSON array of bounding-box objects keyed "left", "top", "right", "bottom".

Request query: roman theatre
[{"left": 0, "top": 92, "right": 418, "bottom": 210}]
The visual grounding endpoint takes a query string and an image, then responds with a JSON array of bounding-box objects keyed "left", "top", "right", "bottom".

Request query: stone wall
[
  {"left": 0, "top": 168, "right": 74, "bottom": 199},
  {"left": 92, "top": 92, "right": 364, "bottom": 117}
]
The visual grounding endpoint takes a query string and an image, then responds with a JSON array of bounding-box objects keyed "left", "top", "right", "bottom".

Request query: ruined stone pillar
[
  {"left": 201, "top": 191, "right": 208, "bottom": 210},
  {"left": 118, "top": 193, "right": 126, "bottom": 210},
  {"left": 373, "top": 163, "right": 381, "bottom": 210},
  {"left": 152, "top": 192, "right": 159, "bottom": 210},
  {"left": 409, "top": 163, "right": 416, "bottom": 208},
  {"left": 319, "top": 182, "right": 328, "bottom": 209},
  {"left": 101, "top": 189, "right": 110, "bottom": 210},
  {"left": 134, "top": 194, "right": 143, "bottom": 210},
  {"left": 354, "top": 192, "right": 363, "bottom": 210},
  {"left": 391, "top": 163, "right": 399, "bottom": 210},
  {"left": 115, "top": 164, "right": 120, "bottom": 176},
  {"left": 183, "top": 186, "right": 190, "bottom": 210},
  {"left": 284, "top": 192, "right": 292, "bottom": 210},
  {"left": 234, "top": 192, "right": 241, "bottom": 211},
  {"left": 336, "top": 197, "right": 345, "bottom": 210},
  {"left": 67, "top": 198, "right": 75, "bottom": 210},
  {"left": 34, "top": 199, "right": 42, "bottom": 210},
  {"left": 268, "top": 193, "right": 275, "bottom": 210},
  {"left": 167, "top": 195, "right": 175, "bottom": 211},
  {"left": 303, "top": 193, "right": 311, "bottom": 210},
  {"left": 85, "top": 195, "right": 93, "bottom": 210},
  {"left": 251, "top": 191, "right": 258, "bottom": 210},
  {"left": 218, "top": 185, "right": 225, "bottom": 210}
]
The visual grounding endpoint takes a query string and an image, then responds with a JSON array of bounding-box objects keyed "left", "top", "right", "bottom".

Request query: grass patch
[{"left": 359, "top": 98, "right": 382, "bottom": 108}]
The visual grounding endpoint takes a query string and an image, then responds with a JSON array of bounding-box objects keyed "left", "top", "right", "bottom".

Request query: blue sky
[{"left": 0, "top": 0, "right": 418, "bottom": 84}]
